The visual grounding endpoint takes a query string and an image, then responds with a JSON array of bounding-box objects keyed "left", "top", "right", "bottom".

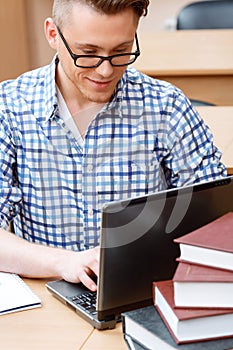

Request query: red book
[
  {"left": 174, "top": 212, "right": 233, "bottom": 271},
  {"left": 173, "top": 261, "right": 233, "bottom": 308},
  {"left": 153, "top": 280, "right": 233, "bottom": 344}
]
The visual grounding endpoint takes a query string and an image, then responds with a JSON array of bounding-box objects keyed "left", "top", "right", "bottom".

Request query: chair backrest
[
  {"left": 190, "top": 99, "right": 215, "bottom": 107},
  {"left": 177, "top": 0, "right": 233, "bottom": 30}
]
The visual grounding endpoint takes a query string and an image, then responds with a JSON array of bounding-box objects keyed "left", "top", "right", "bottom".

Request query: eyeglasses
[{"left": 56, "top": 26, "right": 140, "bottom": 68}]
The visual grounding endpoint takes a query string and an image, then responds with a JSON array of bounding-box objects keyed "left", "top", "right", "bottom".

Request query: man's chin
[{"left": 84, "top": 92, "right": 113, "bottom": 104}]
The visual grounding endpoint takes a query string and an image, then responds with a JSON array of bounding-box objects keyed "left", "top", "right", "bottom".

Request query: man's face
[{"left": 55, "top": 4, "right": 139, "bottom": 106}]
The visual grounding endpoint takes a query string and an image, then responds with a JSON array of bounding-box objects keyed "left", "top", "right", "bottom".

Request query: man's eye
[
  {"left": 82, "top": 50, "right": 97, "bottom": 55},
  {"left": 115, "top": 47, "right": 130, "bottom": 54},
  {"left": 115, "top": 50, "right": 126, "bottom": 54}
]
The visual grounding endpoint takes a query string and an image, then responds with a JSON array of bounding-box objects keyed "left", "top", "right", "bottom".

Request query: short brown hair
[{"left": 53, "top": 0, "right": 150, "bottom": 28}]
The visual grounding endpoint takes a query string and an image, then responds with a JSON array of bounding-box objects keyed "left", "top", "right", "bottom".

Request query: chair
[
  {"left": 189, "top": 99, "right": 215, "bottom": 107},
  {"left": 176, "top": 0, "right": 233, "bottom": 30},
  {"left": 176, "top": 0, "right": 233, "bottom": 105}
]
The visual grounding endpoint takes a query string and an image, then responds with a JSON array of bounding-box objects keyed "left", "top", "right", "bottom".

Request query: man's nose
[{"left": 95, "top": 59, "right": 114, "bottom": 77}]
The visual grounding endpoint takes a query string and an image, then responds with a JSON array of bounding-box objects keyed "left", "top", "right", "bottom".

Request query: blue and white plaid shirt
[{"left": 0, "top": 58, "right": 226, "bottom": 250}]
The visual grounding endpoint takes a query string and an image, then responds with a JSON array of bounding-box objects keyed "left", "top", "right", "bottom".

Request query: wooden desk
[
  {"left": 196, "top": 106, "right": 233, "bottom": 175},
  {"left": 0, "top": 279, "right": 127, "bottom": 350},
  {"left": 134, "top": 30, "right": 233, "bottom": 105}
]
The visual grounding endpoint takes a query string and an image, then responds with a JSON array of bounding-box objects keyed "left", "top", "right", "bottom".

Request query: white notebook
[{"left": 0, "top": 272, "right": 41, "bottom": 315}]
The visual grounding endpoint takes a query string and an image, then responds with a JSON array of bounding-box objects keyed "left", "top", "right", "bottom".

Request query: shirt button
[
  {"left": 88, "top": 206, "right": 93, "bottom": 216},
  {"left": 87, "top": 164, "right": 93, "bottom": 172}
]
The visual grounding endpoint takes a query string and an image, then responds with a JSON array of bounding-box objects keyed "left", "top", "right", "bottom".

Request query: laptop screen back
[{"left": 97, "top": 176, "right": 233, "bottom": 319}]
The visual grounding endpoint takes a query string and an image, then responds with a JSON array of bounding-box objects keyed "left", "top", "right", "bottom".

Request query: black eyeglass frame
[{"left": 56, "top": 26, "right": 141, "bottom": 68}]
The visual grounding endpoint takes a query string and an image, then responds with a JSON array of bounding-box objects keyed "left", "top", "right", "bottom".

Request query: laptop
[{"left": 46, "top": 175, "right": 233, "bottom": 329}]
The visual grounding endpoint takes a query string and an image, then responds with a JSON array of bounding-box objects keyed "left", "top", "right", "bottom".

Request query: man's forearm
[
  {"left": 0, "top": 227, "right": 99, "bottom": 291},
  {"left": 0, "top": 227, "right": 70, "bottom": 278}
]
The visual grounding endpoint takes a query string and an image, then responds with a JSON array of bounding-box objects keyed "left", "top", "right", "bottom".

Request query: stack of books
[{"left": 122, "top": 212, "right": 233, "bottom": 350}]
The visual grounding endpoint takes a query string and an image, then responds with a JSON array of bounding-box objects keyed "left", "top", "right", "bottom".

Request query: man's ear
[{"left": 44, "top": 17, "right": 58, "bottom": 50}]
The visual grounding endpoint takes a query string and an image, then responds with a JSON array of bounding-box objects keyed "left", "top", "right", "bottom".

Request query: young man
[{"left": 0, "top": 0, "right": 226, "bottom": 291}]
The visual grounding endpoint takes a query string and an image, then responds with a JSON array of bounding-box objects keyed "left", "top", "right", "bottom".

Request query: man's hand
[{"left": 58, "top": 246, "right": 100, "bottom": 291}]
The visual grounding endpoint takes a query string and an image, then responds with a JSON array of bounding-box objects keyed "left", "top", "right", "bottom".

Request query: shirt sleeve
[
  {"left": 161, "top": 91, "right": 227, "bottom": 188},
  {"left": 0, "top": 113, "right": 22, "bottom": 229}
]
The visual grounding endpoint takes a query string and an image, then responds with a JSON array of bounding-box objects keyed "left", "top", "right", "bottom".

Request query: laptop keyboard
[{"left": 69, "top": 291, "right": 97, "bottom": 315}]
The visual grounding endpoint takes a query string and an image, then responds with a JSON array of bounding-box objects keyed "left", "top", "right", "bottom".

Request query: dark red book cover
[
  {"left": 173, "top": 261, "right": 233, "bottom": 282},
  {"left": 174, "top": 212, "right": 233, "bottom": 253}
]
